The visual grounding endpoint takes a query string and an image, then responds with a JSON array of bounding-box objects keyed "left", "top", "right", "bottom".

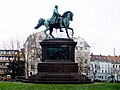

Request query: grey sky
[{"left": 0, "top": 0, "right": 120, "bottom": 55}]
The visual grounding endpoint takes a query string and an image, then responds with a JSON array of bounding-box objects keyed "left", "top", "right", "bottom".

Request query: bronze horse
[{"left": 34, "top": 11, "right": 74, "bottom": 39}]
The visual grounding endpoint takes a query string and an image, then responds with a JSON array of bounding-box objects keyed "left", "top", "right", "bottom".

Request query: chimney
[{"left": 91, "top": 53, "right": 93, "bottom": 56}]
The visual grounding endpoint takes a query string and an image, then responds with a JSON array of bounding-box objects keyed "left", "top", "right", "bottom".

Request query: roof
[
  {"left": 106, "top": 56, "right": 120, "bottom": 64},
  {"left": 106, "top": 56, "right": 120, "bottom": 60},
  {"left": 84, "top": 41, "right": 90, "bottom": 47},
  {"left": 90, "top": 54, "right": 120, "bottom": 63},
  {"left": 90, "top": 54, "right": 108, "bottom": 62}
]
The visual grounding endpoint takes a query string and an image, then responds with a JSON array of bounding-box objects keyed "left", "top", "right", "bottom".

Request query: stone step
[
  {"left": 22, "top": 73, "right": 93, "bottom": 84},
  {"left": 22, "top": 79, "right": 31, "bottom": 83},
  {"left": 34, "top": 80, "right": 92, "bottom": 84},
  {"left": 42, "top": 73, "right": 72, "bottom": 78},
  {"left": 38, "top": 77, "right": 77, "bottom": 81},
  {"left": 37, "top": 73, "right": 77, "bottom": 81},
  {"left": 42, "top": 75, "right": 72, "bottom": 78}
]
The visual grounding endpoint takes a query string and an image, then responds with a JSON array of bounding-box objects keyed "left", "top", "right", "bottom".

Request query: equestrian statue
[{"left": 34, "top": 5, "right": 74, "bottom": 39}]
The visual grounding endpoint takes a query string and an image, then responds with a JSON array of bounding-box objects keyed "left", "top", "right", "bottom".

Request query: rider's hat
[{"left": 55, "top": 5, "right": 58, "bottom": 8}]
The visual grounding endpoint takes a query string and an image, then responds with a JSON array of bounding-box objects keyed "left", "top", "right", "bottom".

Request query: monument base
[
  {"left": 30, "top": 62, "right": 90, "bottom": 83},
  {"left": 23, "top": 39, "right": 92, "bottom": 83}
]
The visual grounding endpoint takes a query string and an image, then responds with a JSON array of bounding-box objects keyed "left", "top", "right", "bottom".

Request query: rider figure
[{"left": 50, "top": 5, "right": 63, "bottom": 32}]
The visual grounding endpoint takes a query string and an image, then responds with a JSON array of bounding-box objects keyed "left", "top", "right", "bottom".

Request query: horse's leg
[
  {"left": 65, "top": 28, "right": 70, "bottom": 38},
  {"left": 60, "top": 27, "right": 63, "bottom": 32},
  {"left": 49, "top": 28, "right": 55, "bottom": 38},
  {"left": 44, "top": 28, "right": 49, "bottom": 39},
  {"left": 68, "top": 27, "right": 74, "bottom": 37}
]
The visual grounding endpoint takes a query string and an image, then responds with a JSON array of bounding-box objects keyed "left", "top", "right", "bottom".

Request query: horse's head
[
  {"left": 62, "top": 11, "right": 73, "bottom": 21},
  {"left": 68, "top": 11, "right": 73, "bottom": 21}
]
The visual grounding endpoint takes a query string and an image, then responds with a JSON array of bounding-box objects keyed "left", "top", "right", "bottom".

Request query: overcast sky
[{"left": 0, "top": 0, "right": 120, "bottom": 55}]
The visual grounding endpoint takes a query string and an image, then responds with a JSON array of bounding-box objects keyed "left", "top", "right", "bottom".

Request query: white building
[
  {"left": 23, "top": 31, "right": 45, "bottom": 78},
  {"left": 74, "top": 36, "right": 90, "bottom": 77}
]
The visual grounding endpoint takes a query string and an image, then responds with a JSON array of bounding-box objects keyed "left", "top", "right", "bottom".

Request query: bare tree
[
  {"left": 24, "top": 32, "right": 45, "bottom": 77},
  {"left": 2, "top": 37, "right": 24, "bottom": 50},
  {"left": 90, "top": 61, "right": 100, "bottom": 81},
  {"left": 112, "top": 63, "right": 120, "bottom": 82}
]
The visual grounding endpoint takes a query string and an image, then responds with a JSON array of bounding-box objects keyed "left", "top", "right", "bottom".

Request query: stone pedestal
[
  {"left": 38, "top": 62, "right": 78, "bottom": 73},
  {"left": 26, "top": 39, "right": 91, "bottom": 83},
  {"left": 40, "top": 38, "right": 77, "bottom": 62}
]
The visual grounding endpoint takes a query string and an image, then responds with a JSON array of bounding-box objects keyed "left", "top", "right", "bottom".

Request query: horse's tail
[{"left": 34, "top": 18, "right": 45, "bottom": 29}]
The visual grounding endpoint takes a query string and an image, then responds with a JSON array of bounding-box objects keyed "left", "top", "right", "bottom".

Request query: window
[
  {"left": 76, "top": 59, "right": 78, "bottom": 61},
  {"left": 80, "top": 42, "right": 82, "bottom": 44},
  {"left": 76, "top": 47, "right": 78, "bottom": 50},
  {"left": 80, "top": 47, "right": 83, "bottom": 50},
  {"left": 84, "top": 69, "right": 87, "bottom": 73},
  {"left": 0, "top": 69, "right": 3, "bottom": 71},
  {"left": 85, "top": 60, "right": 87, "bottom": 64},
  {"left": 15, "top": 52, "right": 18, "bottom": 54},
  {"left": 105, "top": 65, "right": 107, "bottom": 69},
  {"left": 11, "top": 51, "right": 14, "bottom": 54},
  {"left": 113, "top": 65, "right": 115, "bottom": 68},
  {"left": 5, "top": 63, "right": 9, "bottom": 65},
  {"left": 4, "top": 51, "right": 5, "bottom": 54},
  {"left": 31, "top": 65, "right": 34, "bottom": 69},
  {"left": 105, "top": 76, "right": 107, "bottom": 79},
  {"left": 4, "top": 69, "right": 6, "bottom": 72},
  {"left": 3, "top": 63, "right": 5, "bottom": 65},
  {"left": 102, "top": 70, "right": 104, "bottom": 73},
  {"left": 6, "top": 57, "right": 8, "bottom": 60},
  {"left": 30, "top": 72, "right": 32, "bottom": 76},
  {"left": 102, "top": 65, "right": 104, "bottom": 69},
  {"left": 8, "top": 51, "right": 11, "bottom": 54},
  {"left": 95, "top": 57, "right": 98, "bottom": 59},
  {"left": 105, "top": 70, "right": 107, "bottom": 73},
  {"left": 97, "top": 70, "right": 100, "bottom": 73}
]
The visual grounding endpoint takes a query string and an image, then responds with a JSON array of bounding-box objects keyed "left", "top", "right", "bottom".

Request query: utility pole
[{"left": 113, "top": 48, "right": 116, "bottom": 83}]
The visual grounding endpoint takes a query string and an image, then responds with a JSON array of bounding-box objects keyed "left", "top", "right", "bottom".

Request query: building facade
[
  {"left": 0, "top": 49, "right": 25, "bottom": 80},
  {"left": 89, "top": 54, "right": 120, "bottom": 82},
  {"left": 89, "top": 54, "right": 112, "bottom": 81}
]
